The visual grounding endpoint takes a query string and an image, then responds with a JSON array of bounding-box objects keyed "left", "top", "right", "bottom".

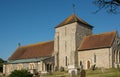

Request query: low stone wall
[{"left": 114, "top": 63, "right": 120, "bottom": 68}]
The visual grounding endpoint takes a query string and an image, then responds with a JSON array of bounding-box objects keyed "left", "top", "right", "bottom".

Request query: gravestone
[
  {"left": 80, "top": 70, "right": 86, "bottom": 77},
  {"left": 70, "top": 70, "right": 75, "bottom": 77},
  {"left": 91, "top": 64, "right": 96, "bottom": 71},
  {"left": 68, "top": 65, "right": 77, "bottom": 75},
  {"left": 101, "top": 67, "right": 105, "bottom": 73}
]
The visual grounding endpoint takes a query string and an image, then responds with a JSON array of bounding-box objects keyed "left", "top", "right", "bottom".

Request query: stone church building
[{"left": 3, "top": 14, "right": 120, "bottom": 75}]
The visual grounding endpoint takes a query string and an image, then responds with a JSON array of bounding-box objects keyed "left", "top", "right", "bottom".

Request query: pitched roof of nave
[
  {"left": 8, "top": 41, "right": 54, "bottom": 60},
  {"left": 78, "top": 31, "right": 117, "bottom": 51},
  {"left": 55, "top": 14, "right": 93, "bottom": 28}
]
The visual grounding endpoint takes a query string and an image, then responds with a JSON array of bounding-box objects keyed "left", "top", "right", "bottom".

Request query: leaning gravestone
[{"left": 80, "top": 70, "right": 86, "bottom": 77}]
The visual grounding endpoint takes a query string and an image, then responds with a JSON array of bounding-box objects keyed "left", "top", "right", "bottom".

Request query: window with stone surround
[
  {"left": 8, "top": 64, "right": 13, "bottom": 72},
  {"left": 80, "top": 61, "right": 82, "bottom": 66},
  {"left": 29, "top": 63, "right": 35, "bottom": 70},
  {"left": 17, "top": 64, "right": 23, "bottom": 70},
  {"left": 65, "top": 27, "right": 67, "bottom": 36},
  {"left": 94, "top": 53, "right": 96, "bottom": 63},
  {"left": 65, "top": 56, "right": 67, "bottom": 66}
]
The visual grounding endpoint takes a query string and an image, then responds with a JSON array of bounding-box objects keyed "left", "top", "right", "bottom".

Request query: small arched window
[
  {"left": 29, "top": 63, "right": 35, "bottom": 69},
  {"left": 94, "top": 54, "right": 96, "bottom": 63},
  {"left": 17, "top": 64, "right": 23, "bottom": 70},
  {"left": 80, "top": 61, "right": 82, "bottom": 66},
  {"left": 65, "top": 56, "right": 67, "bottom": 66}
]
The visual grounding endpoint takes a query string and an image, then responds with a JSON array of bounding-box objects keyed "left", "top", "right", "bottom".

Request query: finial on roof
[
  {"left": 72, "top": 3, "right": 76, "bottom": 15},
  {"left": 18, "top": 42, "right": 21, "bottom": 47}
]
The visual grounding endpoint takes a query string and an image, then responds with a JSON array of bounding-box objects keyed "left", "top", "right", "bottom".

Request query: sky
[{"left": 0, "top": 0, "right": 120, "bottom": 60}]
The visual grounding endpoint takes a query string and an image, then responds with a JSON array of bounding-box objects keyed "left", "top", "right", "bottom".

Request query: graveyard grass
[
  {"left": 40, "top": 68, "right": 120, "bottom": 77},
  {"left": 86, "top": 68, "right": 120, "bottom": 77}
]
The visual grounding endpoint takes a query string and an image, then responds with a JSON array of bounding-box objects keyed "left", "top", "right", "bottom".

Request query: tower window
[
  {"left": 65, "top": 27, "right": 67, "bottom": 36},
  {"left": 65, "top": 41, "right": 67, "bottom": 52},
  {"left": 65, "top": 56, "right": 67, "bottom": 66}
]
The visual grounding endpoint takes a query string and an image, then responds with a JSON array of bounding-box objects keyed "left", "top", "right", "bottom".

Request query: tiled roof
[
  {"left": 78, "top": 31, "right": 117, "bottom": 51},
  {"left": 8, "top": 41, "right": 54, "bottom": 60},
  {"left": 55, "top": 14, "right": 93, "bottom": 28}
]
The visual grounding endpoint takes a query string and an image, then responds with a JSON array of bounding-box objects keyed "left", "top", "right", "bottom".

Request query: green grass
[
  {"left": 38, "top": 68, "right": 120, "bottom": 77},
  {"left": 41, "top": 71, "right": 70, "bottom": 77},
  {"left": 86, "top": 68, "right": 120, "bottom": 77}
]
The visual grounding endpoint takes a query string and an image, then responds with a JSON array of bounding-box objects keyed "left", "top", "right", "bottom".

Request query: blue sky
[{"left": 0, "top": 0, "right": 120, "bottom": 60}]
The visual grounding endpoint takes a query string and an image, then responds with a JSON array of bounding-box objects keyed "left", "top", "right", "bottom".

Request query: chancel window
[
  {"left": 80, "top": 61, "right": 83, "bottom": 69},
  {"left": 57, "top": 32, "right": 59, "bottom": 51},
  {"left": 80, "top": 61, "right": 82, "bottom": 66},
  {"left": 94, "top": 54, "right": 96, "bottom": 63}
]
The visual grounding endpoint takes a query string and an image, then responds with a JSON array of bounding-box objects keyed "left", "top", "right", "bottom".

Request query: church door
[{"left": 87, "top": 61, "right": 90, "bottom": 69}]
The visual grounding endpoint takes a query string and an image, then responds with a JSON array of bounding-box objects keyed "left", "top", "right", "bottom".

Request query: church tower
[{"left": 54, "top": 14, "right": 93, "bottom": 70}]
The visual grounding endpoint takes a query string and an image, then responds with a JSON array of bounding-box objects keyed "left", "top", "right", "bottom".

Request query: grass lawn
[
  {"left": 41, "top": 68, "right": 120, "bottom": 77},
  {"left": 86, "top": 68, "right": 120, "bottom": 77}
]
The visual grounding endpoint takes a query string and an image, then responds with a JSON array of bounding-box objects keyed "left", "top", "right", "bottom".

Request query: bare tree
[{"left": 93, "top": 0, "right": 120, "bottom": 14}]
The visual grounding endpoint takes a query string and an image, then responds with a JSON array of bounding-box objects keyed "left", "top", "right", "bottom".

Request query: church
[{"left": 3, "top": 14, "right": 120, "bottom": 75}]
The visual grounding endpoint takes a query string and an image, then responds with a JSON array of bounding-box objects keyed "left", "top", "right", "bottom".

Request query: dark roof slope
[
  {"left": 78, "top": 31, "right": 117, "bottom": 51},
  {"left": 8, "top": 41, "right": 54, "bottom": 60},
  {"left": 55, "top": 14, "right": 93, "bottom": 28}
]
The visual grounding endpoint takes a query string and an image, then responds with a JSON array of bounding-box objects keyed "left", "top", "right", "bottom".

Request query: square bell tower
[{"left": 54, "top": 14, "right": 93, "bottom": 70}]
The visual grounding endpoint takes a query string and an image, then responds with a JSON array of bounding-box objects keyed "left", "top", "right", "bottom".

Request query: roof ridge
[
  {"left": 74, "top": 14, "right": 91, "bottom": 25},
  {"left": 86, "top": 31, "right": 117, "bottom": 37},
  {"left": 20, "top": 40, "right": 54, "bottom": 48},
  {"left": 55, "top": 14, "right": 93, "bottom": 28}
]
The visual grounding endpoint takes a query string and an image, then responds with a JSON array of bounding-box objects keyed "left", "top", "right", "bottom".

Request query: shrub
[
  {"left": 55, "top": 66, "right": 59, "bottom": 71},
  {"left": 9, "top": 69, "right": 33, "bottom": 77},
  {"left": 117, "top": 64, "right": 120, "bottom": 71}
]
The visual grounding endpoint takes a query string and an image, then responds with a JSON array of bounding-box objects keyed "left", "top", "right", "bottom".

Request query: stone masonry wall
[
  {"left": 78, "top": 48, "right": 112, "bottom": 69},
  {"left": 4, "top": 62, "right": 43, "bottom": 76}
]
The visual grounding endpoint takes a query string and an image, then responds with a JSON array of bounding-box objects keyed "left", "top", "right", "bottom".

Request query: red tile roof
[
  {"left": 55, "top": 14, "right": 93, "bottom": 28},
  {"left": 8, "top": 41, "right": 54, "bottom": 60},
  {"left": 78, "top": 31, "right": 117, "bottom": 51}
]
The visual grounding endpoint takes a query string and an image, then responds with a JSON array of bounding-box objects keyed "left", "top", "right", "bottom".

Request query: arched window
[
  {"left": 65, "top": 56, "right": 67, "bottom": 66},
  {"left": 94, "top": 53, "right": 96, "bottom": 63},
  {"left": 118, "top": 51, "right": 120, "bottom": 64},
  {"left": 87, "top": 61, "right": 90, "bottom": 69},
  {"left": 116, "top": 50, "right": 118, "bottom": 63},
  {"left": 29, "top": 63, "right": 35, "bottom": 70},
  {"left": 8, "top": 64, "right": 13, "bottom": 72},
  {"left": 17, "top": 64, "right": 23, "bottom": 70},
  {"left": 80, "top": 61, "right": 82, "bottom": 66}
]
